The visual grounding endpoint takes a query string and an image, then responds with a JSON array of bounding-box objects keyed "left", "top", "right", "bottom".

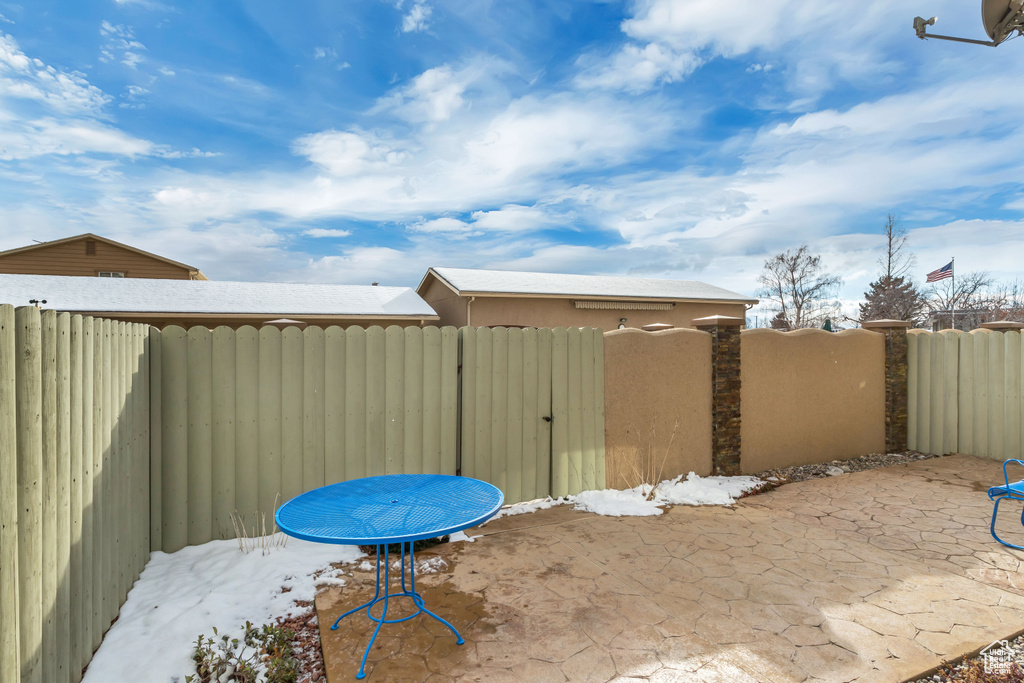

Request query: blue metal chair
[{"left": 988, "top": 459, "right": 1024, "bottom": 549}]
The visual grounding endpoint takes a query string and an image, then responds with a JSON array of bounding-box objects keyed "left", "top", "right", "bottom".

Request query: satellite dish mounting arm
[{"left": 914, "top": 16, "right": 999, "bottom": 46}]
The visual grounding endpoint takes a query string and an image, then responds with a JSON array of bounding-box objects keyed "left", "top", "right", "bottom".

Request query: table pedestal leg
[{"left": 331, "top": 542, "right": 464, "bottom": 679}]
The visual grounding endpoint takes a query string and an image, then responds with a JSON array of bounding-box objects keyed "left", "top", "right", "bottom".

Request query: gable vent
[
  {"left": 85, "top": 239, "right": 96, "bottom": 256},
  {"left": 574, "top": 300, "right": 674, "bottom": 311}
]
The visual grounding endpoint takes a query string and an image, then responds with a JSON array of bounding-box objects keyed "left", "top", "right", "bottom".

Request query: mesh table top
[{"left": 275, "top": 474, "right": 504, "bottom": 545}]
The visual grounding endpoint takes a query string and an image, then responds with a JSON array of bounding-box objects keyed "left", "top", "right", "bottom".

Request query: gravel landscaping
[{"left": 754, "top": 450, "right": 940, "bottom": 485}]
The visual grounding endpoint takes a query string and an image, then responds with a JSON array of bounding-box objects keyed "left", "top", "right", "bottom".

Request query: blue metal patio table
[{"left": 275, "top": 474, "right": 504, "bottom": 679}]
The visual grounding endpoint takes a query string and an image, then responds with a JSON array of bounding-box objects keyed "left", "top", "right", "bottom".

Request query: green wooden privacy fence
[
  {"left": 151, "top": 324, "right": 606, "bottom": 553},
  {"left": 908, "top": 329, "right": 1024, "bottom": 459},
  {"left": 460, "top": 326, "right": 605, "bottom": 502},
  {"left": 1, "top": 316, "right": 605, "bottom": 680},
  {"left": 0, "top": 305, "right": 150, "bottom": 683},
  {"left": 152, "top": 325, "right": 461, "bottom": 553}
]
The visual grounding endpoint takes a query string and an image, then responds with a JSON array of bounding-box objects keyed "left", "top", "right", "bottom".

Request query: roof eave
[{"left": 451, "top": 290, "right": 758, "bottom": 305}]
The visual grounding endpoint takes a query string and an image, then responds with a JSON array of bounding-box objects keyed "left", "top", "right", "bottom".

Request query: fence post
[
  {"left": 693, "top": 316, "right": 743, "bottom": 476},
  {"left": 863, "top": 320, "right": 912, "bottom": 453}
]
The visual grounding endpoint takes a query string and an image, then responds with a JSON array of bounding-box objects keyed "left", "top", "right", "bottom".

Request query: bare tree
[
  {"left": 878, "top": 214, "right": 915, "bottom": 280},
  {"left": 926, "top": 270, "right": 998, "bottom": 330},
  {"left": 997, "top": 279, "right": 1024, "bottom": 322},
  {"left": 859, "top": 215, "right": 926, "bottom": 324},
  {"left": 757, "top": 245, "right": 842, "bottom": 329}
]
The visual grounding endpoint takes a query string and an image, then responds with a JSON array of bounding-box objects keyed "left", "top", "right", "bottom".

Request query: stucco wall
[
  {"left": 604, "top": 328, "right": 713, "bottom": 488},
  {"left": 419, "top": 278, "right": 468, "bottom": 327},
  {"left": 468, "top": 296, "right": 747, "bottom": 331},
  {"left": 740, "top": 328, "right": 885, "bottom": 473}
]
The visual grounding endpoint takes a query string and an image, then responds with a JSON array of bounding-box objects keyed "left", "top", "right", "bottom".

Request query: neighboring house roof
[
  {"left": 0, "top": 274, "right": 438, "bottom": 319},
  {"left": 420, "top": 267, "right": 758, "bottom": 304},
  {"left": 0, "top": 233, "right": 207, "bottom": 279}
]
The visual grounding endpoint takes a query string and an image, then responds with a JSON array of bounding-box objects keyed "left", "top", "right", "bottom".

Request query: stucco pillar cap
[
  {"left": 861, "top": 319, "right": 913, "bottom": 329},
  {"left": 692, "top": 315, "right": 744, "bottom": 327},
  {"left": 979, "top": 321, "right": 1024, "bottom": 331}
]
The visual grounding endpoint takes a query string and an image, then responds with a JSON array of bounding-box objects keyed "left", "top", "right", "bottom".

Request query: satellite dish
[
  {"left": 983, "top": 0, "right": 1024, "bottom": 41},
  {"left": 914, "top": 0, "right": 1024, "bottom": 46}
]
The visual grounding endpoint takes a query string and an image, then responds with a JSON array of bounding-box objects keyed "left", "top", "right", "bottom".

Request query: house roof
[
  {"left": 0, "top": 233, "right": 207, "bottom": 279},
  {"left": 420, "top": 267, "right": 758, "bottom": 304},
  {"left": 0, "top": 274, "right": 439, "bottom": 319}
]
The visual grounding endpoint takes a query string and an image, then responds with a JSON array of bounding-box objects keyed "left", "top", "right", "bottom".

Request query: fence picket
[
  {"left": 1005, "top": 332, "right": 1021, "bottom": 461},
  {"left": 40, "top": 310, "right": 57, "bottom": 683},
  {"left": 234, "top": 327, "right": 259, "bottom": 518},
  {"left": 68, "top": 315, "right": 83, "bottom": 683},
  {"left": 325, "top": 327, "right": 347, "bottom": 484},
  {"left": 365, "top": 327, "right": 386, "bottom": 477},
  {"left": 55, "top": 313, "right": 72, "bottom": 683},
  {"left": 422, "top": 327, "right": 441, "bottom": 474},
  {"left": 212, "top": 327, "right": 236, "bottom": 539},
  {"left": 989, "top": 332, "right": 1005, "bottom": 459},
  {"left": 580, "top": 328, "right": 596, "bottom": 491},
  {"left": 506, "top": 328, "right": 524, "bottom": 505},
  {"left": 0, "top": 305, "right": 20, "bottom": 683},
  {"left": 303, "top": 327, "right": 326, "bottom": 492},
  {"left": 281, "top": 328, "right": 304, "bottom": 504},
  {"left": 258, "top": 327, "right": 283, "bottom": 523},
  {"left": 187, "top": 327, "right": 213, "bottom": 546},
  {"left": 958, "top": 332, "right": 974, "bottom": 455},
  {"left": 404, "top": 327, "right": 424, "bottom": 475},
  {"left": 490, "top": 327, "right": 508, "bottom": 496},
  {"left": 384, "top": 327, "right": 405, "bottom": 475},
  {"left": 16, "top": 306, "right": 43, "bottom": 683},
  {"left": 343, "top": 327, "right": 366, "bottom": 481}
]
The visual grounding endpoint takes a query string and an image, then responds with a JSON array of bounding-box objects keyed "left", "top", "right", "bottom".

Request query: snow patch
[{"left": 81, "top": 537, "right": 363, "bottom": 683}]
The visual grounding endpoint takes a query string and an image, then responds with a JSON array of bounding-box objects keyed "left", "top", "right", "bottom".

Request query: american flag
[{"left": 926, "top": 261, "right": 953, "bottom": 283}]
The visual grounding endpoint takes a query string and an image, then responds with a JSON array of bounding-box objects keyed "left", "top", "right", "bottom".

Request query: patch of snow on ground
[
  {"left": 416, "top": 556, "right": 449, "bottom": 574},
  {"left": 489, "top": 496, "right": 569, "bottom": 521},
  {"left": 573, "top": 472, "right": 765, "bottom": 517},
  {"left": 655, "top": 472, "right": 764, "bottom": 506},
  {"left": 81, "top": 537, "right": 363, "bottom": 683},
  {"left": 448, "top": 530, "right": 475, "bottom": 542},
  {"left": 573, "top": 488, "right": 664, "bottom": 516}
]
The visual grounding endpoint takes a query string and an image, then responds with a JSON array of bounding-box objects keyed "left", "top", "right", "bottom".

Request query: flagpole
[{"left": 951, "top": 256, "right": 955, "bottom": 330}]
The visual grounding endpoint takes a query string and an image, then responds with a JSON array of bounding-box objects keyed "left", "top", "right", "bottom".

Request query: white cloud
[
  {"left": 0, "top": 117, "right": 153, "bottom": 160},
  {"left": 575, "top": 42, "right": 700, "bottom": 93},
  {"left": 292, "top": 130, "right": 406, "bottom": 177},
  {"left": 469, "top": 205, "right": 559, "bottom": 232},
  {"left": 313, "top": 47, "right": 335, "bottom": 60},
  {"left": 99, "top": 21, "right": 147, "bottom": 69},
  {"left": 401, "top": 1, "right": 432, "bottom": 33},
  {"left": 407, "top": 216, "right": 472, "bottom": 233},
  {"left": 0, "top": 34, "right": 110, "bottom": 114},
  {"left": 112, "top": 0, "right": 172, "bottom": 9},
  {"left": 375, "top": 64, "right": 474, "bottom": 123},
  {"left": 303, "top": 228, "right": 352, "bottom": 238}
]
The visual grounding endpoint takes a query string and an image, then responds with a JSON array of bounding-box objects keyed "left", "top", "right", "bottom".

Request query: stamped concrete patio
[{"left": 314, "top": 454, "right": 1024, "bottom": 682}]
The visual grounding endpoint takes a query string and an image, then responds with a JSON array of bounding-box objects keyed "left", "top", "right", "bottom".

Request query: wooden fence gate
[{"left": 459, "top": 327, "right": 605, "bottom": 504}]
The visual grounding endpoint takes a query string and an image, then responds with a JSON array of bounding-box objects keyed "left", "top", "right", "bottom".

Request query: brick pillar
[
  {"left": 862, "top": 320, "right": 912, "bottom": 453},
  {"left": 693, "top": 316, "right": 743, "bottom": 476}
]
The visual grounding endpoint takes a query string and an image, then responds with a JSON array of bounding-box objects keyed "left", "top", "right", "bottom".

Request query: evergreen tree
[
  {"left": 858, "top": 215, "right": 926, "bottom": 325},
  {"left": 859, "top": 275, "right": 926, "bottom": 324}
]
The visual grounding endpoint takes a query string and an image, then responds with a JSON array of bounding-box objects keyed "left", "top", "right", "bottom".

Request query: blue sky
[{"left": 2, "top": 0, "right": 1023, "bottom": 321}]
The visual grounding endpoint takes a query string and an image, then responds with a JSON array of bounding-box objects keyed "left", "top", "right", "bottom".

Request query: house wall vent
[
  {"left": 85, "top": 239, "right": 96, "bottom": 255},
  {"left": 574, "top": 300, "right": 674, "bottom": 311}
]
